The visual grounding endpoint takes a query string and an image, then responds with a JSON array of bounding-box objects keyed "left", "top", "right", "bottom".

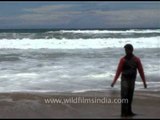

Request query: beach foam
[{"left": 0, "top": 37, "right": 159, "bottom": 49}]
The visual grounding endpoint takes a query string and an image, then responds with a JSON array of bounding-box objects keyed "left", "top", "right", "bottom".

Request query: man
[{"left": 111, "top": 44, "right": 147, "bottom": 117}]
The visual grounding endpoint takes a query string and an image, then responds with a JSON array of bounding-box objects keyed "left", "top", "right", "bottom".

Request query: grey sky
[{"left": 0, "top": 1, "right": 160, "bottom": 29}]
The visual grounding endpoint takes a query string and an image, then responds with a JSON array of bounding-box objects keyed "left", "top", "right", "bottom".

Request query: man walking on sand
[{"left": 111, "top": 44, "right": 147, "bottom": 117}]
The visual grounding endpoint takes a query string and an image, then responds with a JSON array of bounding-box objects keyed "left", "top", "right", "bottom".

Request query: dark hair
[{"left": 124, "top": 44, "right": 134, "bottom": 51}]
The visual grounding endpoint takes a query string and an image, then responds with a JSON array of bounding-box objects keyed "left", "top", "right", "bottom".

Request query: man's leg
[
  {"left": 128, "top": 79, "right": 135, "bottom": 115},
  {"left": 121, "top": 78, "right": 129, "bottom": 116}
]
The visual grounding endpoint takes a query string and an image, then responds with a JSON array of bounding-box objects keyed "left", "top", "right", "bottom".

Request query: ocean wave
[
  {"left": 0, "top": 56, "right": 21, "bottom": 62},
  {"left": 0, "top": 29, "right": 160, "bottom": 39},
  {"left": 59, "top": 29, "right": 160, "bottom": 34},
  {"left": 0, "top": 37, "right": 159, "bottom": 49}
]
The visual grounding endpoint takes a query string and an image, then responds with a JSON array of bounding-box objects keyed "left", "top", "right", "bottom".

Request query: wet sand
[{"left": 0, "top": 90, "right": 159, "bottom": 119}]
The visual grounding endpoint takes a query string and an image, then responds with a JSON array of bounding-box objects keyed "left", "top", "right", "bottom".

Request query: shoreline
[{"left": 0, "top": 90, "right": 159, "bottom": 118}]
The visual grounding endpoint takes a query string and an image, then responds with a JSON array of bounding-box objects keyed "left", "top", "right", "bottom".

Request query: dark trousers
[{"left": 121, "top": 76, "right": 135, "bottom": 116}]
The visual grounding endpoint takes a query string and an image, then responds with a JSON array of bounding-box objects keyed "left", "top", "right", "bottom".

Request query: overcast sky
[{"left": 0, "top": 1, "right": 160, "bottom": 29}]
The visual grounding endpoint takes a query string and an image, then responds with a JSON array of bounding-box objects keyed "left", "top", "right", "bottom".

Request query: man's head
[{"left": 124, "top": 44, "right": 134, "bottom": 55}]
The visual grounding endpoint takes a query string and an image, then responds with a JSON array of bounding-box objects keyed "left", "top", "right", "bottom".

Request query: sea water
[{"left": 0, "top": 29, "right": 159, "bottom": 92}]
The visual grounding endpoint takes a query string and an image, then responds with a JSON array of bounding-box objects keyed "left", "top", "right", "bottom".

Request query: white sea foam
[
  {"left": 83, "top": 73, "right": 113, "bottom": 79},
  {"left": 0, "top": 73, "right": 38, "bottom": 79},
  {"left": 0, "top": 36, "right": 159, "bottom": 49},
  {"left": 60, "top": 29, "right": 160, "bottom": 34}
]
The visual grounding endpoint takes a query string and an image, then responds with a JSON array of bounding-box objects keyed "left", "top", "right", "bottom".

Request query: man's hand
[
  {"left": 111, "top": 82, "right": 115, "bottom": 87},
  {"left": 144, "top": 83, "right": 147, "bottom": 88}
]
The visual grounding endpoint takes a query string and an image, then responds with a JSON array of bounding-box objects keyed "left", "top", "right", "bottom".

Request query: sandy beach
[{"left": 0, "top": 90, "right": 159, "bottom": 119}]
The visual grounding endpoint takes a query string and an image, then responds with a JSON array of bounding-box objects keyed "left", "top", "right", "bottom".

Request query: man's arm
[
  {"left": 136, "top": 57, "right": 147, "bottom": 88},
  {"left": 111, "top": 58, "right": 125, "bottom": 87}
]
